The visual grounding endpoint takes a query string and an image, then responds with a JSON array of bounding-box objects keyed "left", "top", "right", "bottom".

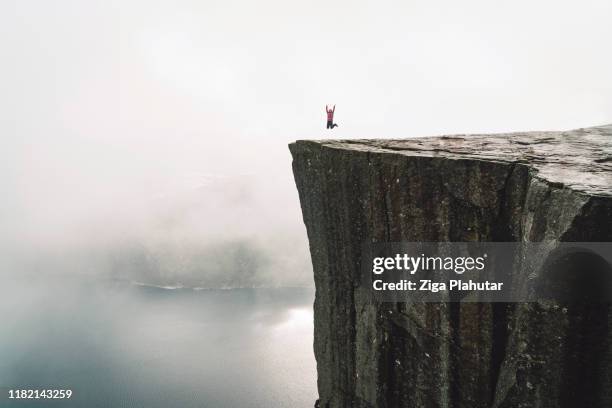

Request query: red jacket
[{"left": 326, "top": 105, "right": 335, "bottom": 121}]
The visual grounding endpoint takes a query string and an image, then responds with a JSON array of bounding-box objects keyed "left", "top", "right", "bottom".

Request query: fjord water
[{"left": 0, "top": 279, "right": 316, "bottom": 407}]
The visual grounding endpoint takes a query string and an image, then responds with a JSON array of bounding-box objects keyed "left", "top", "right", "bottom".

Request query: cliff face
[{"left": 290, "top": 125, "right": 612, "bottom": 408}]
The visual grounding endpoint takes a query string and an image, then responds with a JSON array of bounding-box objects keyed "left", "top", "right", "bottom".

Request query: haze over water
[{"left": 0, "top": 279, "right": 316, "bottom": 408}]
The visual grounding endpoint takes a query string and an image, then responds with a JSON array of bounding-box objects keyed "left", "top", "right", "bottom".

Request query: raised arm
[
  {"left": 326, "top": 105, "right": 329, "bottom": 113},
  {"left": 332, "top": 105, "right": 335, "bottom": 113}
]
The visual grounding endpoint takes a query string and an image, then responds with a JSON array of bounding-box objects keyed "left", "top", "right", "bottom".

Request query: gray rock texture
[{"left": 290, "top": 125, "right": 612, "bottom": 408}]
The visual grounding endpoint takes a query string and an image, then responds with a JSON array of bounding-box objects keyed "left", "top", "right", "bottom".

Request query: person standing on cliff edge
[{"left": 326, "top": 105, "right": 339, "bottom": 129}]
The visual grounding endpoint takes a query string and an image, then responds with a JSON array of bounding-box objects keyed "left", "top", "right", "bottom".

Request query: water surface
[{"left": 0, "top": 279, "right": 317, "bottom": 407}]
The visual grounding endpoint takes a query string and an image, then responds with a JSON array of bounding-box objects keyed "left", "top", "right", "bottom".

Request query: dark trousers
[{"left": 327, "top": 121, "right": 338, "bottom": 129}]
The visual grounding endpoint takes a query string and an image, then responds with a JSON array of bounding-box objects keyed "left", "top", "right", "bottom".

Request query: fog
[{"left": 2, "top": 0, "right": 612, "bottom": 286}]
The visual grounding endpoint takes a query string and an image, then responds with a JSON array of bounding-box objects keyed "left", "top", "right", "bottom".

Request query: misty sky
[{"left": 1, "top": 0, "right": 612, "bottom": 280}]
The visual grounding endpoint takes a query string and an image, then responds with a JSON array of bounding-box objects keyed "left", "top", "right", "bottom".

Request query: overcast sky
[{"left": 1, "top": 0, "right": 611, "bottom": 264}]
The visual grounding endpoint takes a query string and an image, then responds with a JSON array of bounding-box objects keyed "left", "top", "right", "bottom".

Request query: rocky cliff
[{"left": 290, "top": 125, "right": 612, "bottom": 408}]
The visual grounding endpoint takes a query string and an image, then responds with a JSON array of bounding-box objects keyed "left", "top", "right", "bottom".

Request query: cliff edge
[{"left": 290, "top": 125, "right": 612, "bottom": 408}]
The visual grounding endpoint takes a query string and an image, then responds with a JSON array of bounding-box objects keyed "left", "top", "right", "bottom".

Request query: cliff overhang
[{"left": 290, "top": 125, "right": 612, "bottom": 408}]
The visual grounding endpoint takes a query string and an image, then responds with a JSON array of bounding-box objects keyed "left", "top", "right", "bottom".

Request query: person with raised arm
[{"left": 326, "top": 105, "right": 339, "bottom": 129}]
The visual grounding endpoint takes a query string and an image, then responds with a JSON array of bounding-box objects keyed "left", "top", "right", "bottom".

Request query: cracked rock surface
[{"left": 290, "top": 125, "right": 612, "bottom": 408}]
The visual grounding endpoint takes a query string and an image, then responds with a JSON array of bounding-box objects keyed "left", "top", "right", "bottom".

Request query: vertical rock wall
[{"left": 290, "top": 126, "right": 612, "bottom": 408}]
